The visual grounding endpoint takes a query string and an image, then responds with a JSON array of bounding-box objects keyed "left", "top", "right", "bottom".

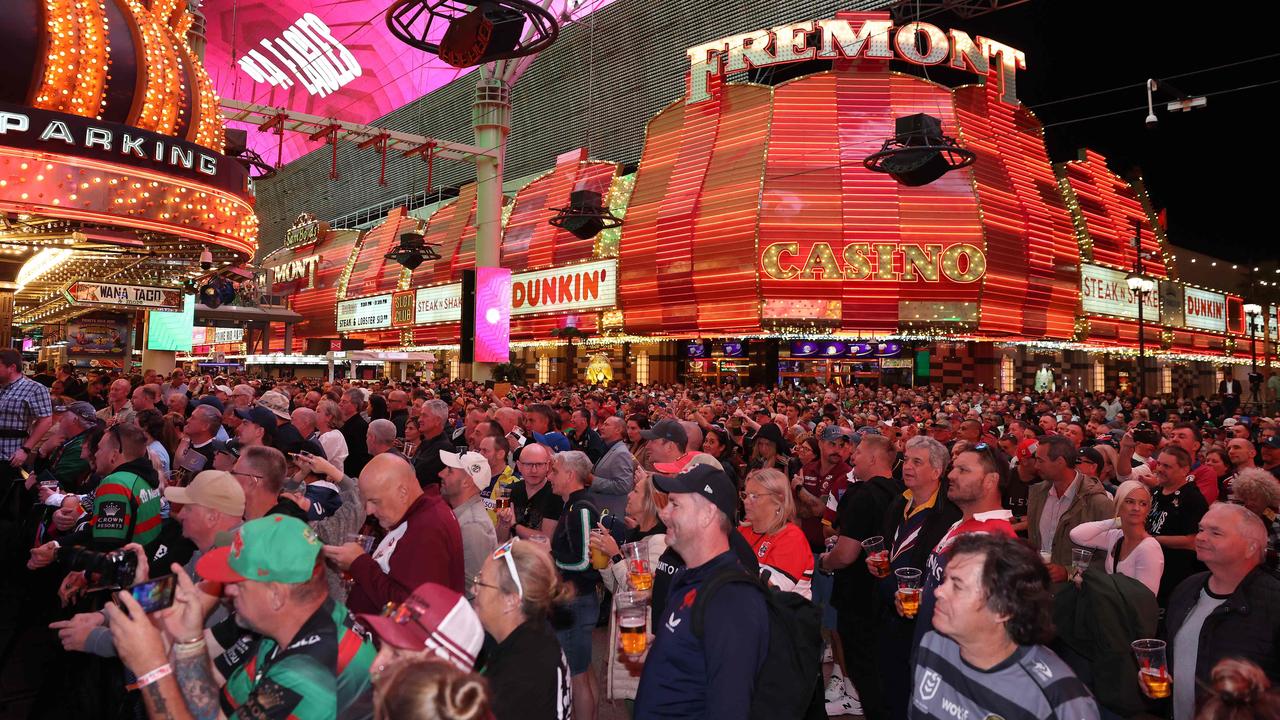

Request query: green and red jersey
[{"left": 91, "top": 456, "right": 163, "bottom": 548}]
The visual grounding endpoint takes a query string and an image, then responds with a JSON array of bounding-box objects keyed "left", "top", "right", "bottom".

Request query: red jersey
[
  {"left": 796, "top": 459, "right": 852, "bottom": 551},
  {"left": 739, "top": 523, "right": 814, "bottom": 599}
]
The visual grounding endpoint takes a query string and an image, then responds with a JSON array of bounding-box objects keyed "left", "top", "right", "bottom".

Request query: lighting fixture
[
  {"left": 385, "top": 232, "right": 441, "bottom": 270},
  {"left": 548, "top": 190, "right": 624, "bottom": 240},
  {"left": 864, "top": 114, "right": 976, "bottom": 186},
  {"left": 385, "top": 0, "right": 559, "bottom": 67}
]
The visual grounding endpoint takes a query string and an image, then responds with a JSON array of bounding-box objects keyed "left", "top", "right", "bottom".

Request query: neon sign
[
  {"left": 237, "top": 13, "right": 362, "bottom": 98},
  {"left": 686, "top": 15, "right": 1025, "bottom": 105},
  {"left": 760, "top": 242, "right": 986, "bottom": 283}
]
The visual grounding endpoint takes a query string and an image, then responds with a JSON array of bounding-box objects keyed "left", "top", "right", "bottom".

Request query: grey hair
[
  {"left": 423, "top": 399, "right": 449, "bottom": 427},
  {"left": 551, "top": 450, "right": 593, "bottom": 485},
  {"left": 191, "top": 404, "right": 222, "bottom": 432},
  {"left": 368, "top": 418, "right": 397, "bottom": 446},
  {"left": 906, "top": 435, "right": 950, "bottom": 474},
  {"left": 317, "top": 399, "right": 342, "bottom": 426},
  {"left": 1207, "top": 502, "right": 1269, "bottom": 564},
  {"left": 1231, "top": 468, "right": 1280, "bottom": 513},
  {"left": 343, "top": 388, "right": 367, "bottom": 412}
]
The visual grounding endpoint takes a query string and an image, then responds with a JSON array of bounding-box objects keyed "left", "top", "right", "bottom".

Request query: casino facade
[{"left": 237, "top": 6, "right": 1275, "bottom": 395}]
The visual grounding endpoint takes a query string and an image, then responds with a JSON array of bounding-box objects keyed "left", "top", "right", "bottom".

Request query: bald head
[
  {"left": 291, "top": 407, "right": 318, "bottom": 438},
  {"left": 679, "top": 420, "right": 702, "bottom": 454},
  {"left": 359, "top": 454, "right": 422, "bottom": 529}
]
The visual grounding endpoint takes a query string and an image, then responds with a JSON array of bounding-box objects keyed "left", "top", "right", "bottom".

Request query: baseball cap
[
  {"left": 1015, "top": 438, "right": 1039, "bottom": 462},
  {"left": 530, "top": 431, "right": 571, "bottom": 454},
  {"left": 441, "top": 450, "right": 489, "bottom": 491},
  {"left": 258, "top": 391, "right": 292, "bottom": 421},
  {"left": 1263, "top": 436, "right": 1280, "bottom": 450},
  {"left": 356, "top": 583, "right": 484, "bottom": 672},
  {"left": 641, "top": 419, "right": 688, "bottom": 448},
  {"left": 56, "top": 401, "right": 99, "bottom": 424},
  {"left": 214, "top": 385, "right": 234, "bottom": 395},
  {"left": 819, "top": 426, "right": 850, "bottom": 443},
  {"left": 235, "top": 406, "right": 278, "bottom": 436},
  {"left": 164, "top": 470, "right": 246, "bottom": 517},
  {"left": 1223, "top": 418, "right": 1238, "bottom": 427},
  {"left": 196, "top": 515, "right": 321, "bottom": 584},
  {"left": 652, "top": 463, "right": 737, "bottom": 523},
  {"left": 1077, "top": 447, "right": 1105, "bottom": 468},
  {"left": 653, "top": 451, "right": 723, "bottom": 475}
]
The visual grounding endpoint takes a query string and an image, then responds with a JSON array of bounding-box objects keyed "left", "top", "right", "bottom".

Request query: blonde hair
[
  {"left": 373, "top": 657, "right": 490, "bottom": 720},
  {"left": 745, "top": 468, "right": 795, "bottom": 535},
  {"left": 495, "top": 540, "right": 575, "bottom": 616}
]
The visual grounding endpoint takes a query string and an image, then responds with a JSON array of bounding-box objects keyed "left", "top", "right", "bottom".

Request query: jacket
[
  {"left": 1166, "top": 567, "right": 1280, "bottom": 708},
  {"left": 593, "top": 439, "right": 636, "bottom": 498},
  {"left": 412, "top": 431, "right": 457, "bottom": 489},
  {"left": 346, "top": 493, "right": 465, "bottom": 614},
  {"left": 1053, "top": 564, "right": 1157, "bottom": 717},
  {"left": 1026, "top": 473, "right": 1115, "bottom": 567}
]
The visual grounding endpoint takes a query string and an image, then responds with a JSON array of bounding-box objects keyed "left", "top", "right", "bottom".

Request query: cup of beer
[
  {"left": 622, "top": 542, "right": 653, "bottom": 592},
  {"left": 616, "top": 591, "right": 649, "bottom": 658},
  {"left": 495, "top": 485, "right": 512, "bottom": 511},
  {"left": 895, "top": 567, "right": 923, "bottom": 618},
  {"left": 590, "top": 529, "right": 612, "bottom": 570},
  {"left": 863, "top": 535, "right": 889, "bottom": 578},
  {"left": 340, "top": 534, "right": 376, "bottom": 591},
  {"left": 1070, "top": 548, "right": 1093, "bottom": 582},
  {"left": 1132, "top": 639, "right": 1171, "bottom": 699}
]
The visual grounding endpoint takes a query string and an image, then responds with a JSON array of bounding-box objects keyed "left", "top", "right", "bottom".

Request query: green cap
[{"left": 196, "top": 515, "right": 321, "bottom": 584}]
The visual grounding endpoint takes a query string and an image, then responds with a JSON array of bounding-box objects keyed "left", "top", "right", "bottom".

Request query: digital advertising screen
[{"left": 146, "top": 295, "right": 196, "bottom": 352}]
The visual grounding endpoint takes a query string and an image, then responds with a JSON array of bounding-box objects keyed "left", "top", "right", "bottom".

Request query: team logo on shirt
[
  {"left": 918, "top": 669, "right": 941, "bottom": 701},
  {"left": 1031, "top": 661, "right": 1053, "bottom": 681}
]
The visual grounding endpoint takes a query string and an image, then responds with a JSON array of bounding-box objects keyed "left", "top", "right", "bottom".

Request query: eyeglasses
[
  {"left": 491, "top": 540, "right": 523, "bottom": 599},
  {"left": 517, "top": 461, "right": 548, "bottom": 469},
  {"left": 465, "top": 575, "right": 502, "bottom": 601},
  {"left": 230, "top": 470, "right": 266, "bottom": 483},
  {"left": 739, "top": 490, "right": 777, "bottom": 503}
]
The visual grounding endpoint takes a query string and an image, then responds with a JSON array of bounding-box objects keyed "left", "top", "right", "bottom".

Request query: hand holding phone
[{"left": 119, "top": 574, "right": 177, "bottom": 614}]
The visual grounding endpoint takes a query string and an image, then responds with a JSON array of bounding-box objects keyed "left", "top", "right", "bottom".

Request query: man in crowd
[
  {"left": 234, "top": 405, "right": 278, "bottom": 450},
  {"left": 591, "top": 415, "right": 635, "bottom": 509},
  {"left": 339, "top": 388, "right": 372, "bottom": 477},
  {"left": 259, "top": 391, "right": 304, "bottom": 454},
  {"left": 38, "top": 401, "right": 96, "bottom": 491},
  {"left": 129, "top": 384, "right": 160, "bottom": 415},
  {"left": 95, "top": 378, "right": 134, "bottom": 425},
  {"left": 636, "top": 463, "right": 769, "bottom": 719},
  {"left": 388, "top": 389, "right": 410, "bottom": 437},
  {"left": 497, "top": 442, "right": 562, "bottom": 540},
  {"left": 291, "top": 406, "right": 320, "bottom": 444},
  {"left": 1163, "top": 503, "right": 1280, "bottom": 719},
  {"left": 1147, "top": 445, "right": 1210, "bottom": 608},
  {"left": 452, "top": 406, "right": 488, "bottom": 449},
  {"left": 819, "top": 433, "right": 902, "bottom": 719},
  {"left": 413, "top": 399, "right": 456, "bottom": 489},
  {"left": 233, "top": 445, "right": 308, "bottom": 521},
  {"left": 568, "top": 408, "right": 606, "bottom": 463},
  {"left": 440, "top": 450, "right": 498, "bottom": 595},
  {"left": 912, "top": 533, "right": 1099, "bottom": 719},
  {"left": 230, "top": 383, "right": 256, "bottom": 409},
  {"left": 1263, "top": 436, "right": 1280, "bottom": 481},
  {"left": 171, "top": 404, "right": 225, "bottom": 486},
  {"left": 367, "top": 418, "right": 399, "bottom": 457},
  {"left": 325, "top": 453, "right": 464, "bottom": 614},
  {"left": 1169, "top": 422, "right": 1219, "bottom": 504},
  {"left": 641, "top": 419, "right": 687, "bottom": 466},
  {"left": 106, "top": 515, "right": 376, "bottom": 719},
  {"left": 1027, "top": 435, "right": 1114, "bottom": 581}
]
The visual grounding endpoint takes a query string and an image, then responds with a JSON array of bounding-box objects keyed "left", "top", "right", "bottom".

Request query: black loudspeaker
[
  {"left": 460, "top": 269, "right": 476, "bottom": 364},
  {"left": 440, "top": 2, "right": 525, "bottom": 67},
  {"left": 863, "top": 113, "right": 975, "bottom": 187}
]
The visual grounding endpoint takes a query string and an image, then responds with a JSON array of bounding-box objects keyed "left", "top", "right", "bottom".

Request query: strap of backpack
[{"left": 691, "top": 568, "right": 763, "bottom": 638}]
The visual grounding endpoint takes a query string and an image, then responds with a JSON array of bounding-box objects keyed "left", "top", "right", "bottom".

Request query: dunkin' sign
[
  {"left": 1183, "top": 287, "right": 1227, "bottom": 332},
  {"left": 511, "top": 259, "right": 617, "bottom": 316}
]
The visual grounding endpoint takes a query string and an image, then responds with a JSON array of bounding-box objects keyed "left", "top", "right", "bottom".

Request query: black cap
[
  {"left": 1264, "top": 436, "right": 1280, "bottom": 450},
  {"left": 1077, "top": 446, "right": 1105, "bottom": 468},
  {"left": 641, "top": 419, "right": 687, "bottom": 447},
  {"left": 652, "top": 463, "right": 738, "bottom": 524},
  {"left": 234, "top": 406, "right": 278, "bottom": 437},
  {"left": 753, "top": 422, "right": 785, "bottom": 448}
]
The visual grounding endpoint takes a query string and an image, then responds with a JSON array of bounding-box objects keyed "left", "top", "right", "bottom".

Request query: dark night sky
[{"left": 916, "top": 0, "right": 1280, "bottom": 263}]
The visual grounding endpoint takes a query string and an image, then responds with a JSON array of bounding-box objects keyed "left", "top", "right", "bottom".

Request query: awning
[{"left": 195, "top": 303, "right": 303, "bottom": 325}]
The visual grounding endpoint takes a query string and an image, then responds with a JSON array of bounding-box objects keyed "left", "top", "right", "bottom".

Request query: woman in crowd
[
  {"left": 794, "top": 435, "right": 820, "bottom": 468},
  {"left": 738, "top": 468, "right": 813, "bottom": 599},
  {"left": 471, "top": 540, "right": 574, "bottom": 720},
  {"left": 589, "top": 471, "right": 668, "bottom": 704},
  {"left": 1226, "top": 468, "right": 1280, "bottom": 570},
  {"left": 1067, "top": 480, "right": 1163, "bottom": 596},
  {"left": 701, "top": 425, "right": 742, "bottom": 487},
  {"left": 316, "top": 398, "right": 349, "bottom": 474},
  {"left": 749, "top": 422, "right": 799, "bottom": 478},
  {"left": 135, "top": 408, "right": 177, "bottom": 483},
  {"left": 404, "top": 416, "right": 424, "bottom": 457},
  {"left": 373, "top": 657, "right": 492, "bottom": 720},
  {"left": 1202, "top": 446, "right": 1233, "bottom": 498},
  {"left": 547, "top": 450, "right": 601, "bottom": 720},
  {"left": 627, "top": 413, "right": 653, "bottom": 471},
  {"left": 369, "top": 392, "right": 390, "bottom": 422}
]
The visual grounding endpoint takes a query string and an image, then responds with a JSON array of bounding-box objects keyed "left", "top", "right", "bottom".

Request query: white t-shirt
[
  {"left": 319, "top": 429, "right": 348, "bottom": 475},
  {"left": 1172, "top": 586, "right": 1228, "bottom": 720},
  {"left": 1067, "top": 519, "right": 1164, "bottom": 596}
]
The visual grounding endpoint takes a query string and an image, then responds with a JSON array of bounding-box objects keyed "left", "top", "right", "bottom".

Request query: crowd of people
[{"left": 3, "top": 348, "right": 1280, "bottom": 720}]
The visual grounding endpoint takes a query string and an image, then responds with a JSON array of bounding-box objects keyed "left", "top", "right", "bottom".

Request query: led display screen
[
  {"left": 473, "top": 267, "right": 512, "bottom": 363},
  {"left": 146, "top": 295, "right": 196, "bottom": 352}
]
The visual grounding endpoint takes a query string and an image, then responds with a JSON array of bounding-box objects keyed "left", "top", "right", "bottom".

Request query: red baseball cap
[
  {"left": 1016, "top": 438, "right": 1039, "bottom": 462},
  {"left": 356, "top": 583, "right": 484, "bottom": 671}
]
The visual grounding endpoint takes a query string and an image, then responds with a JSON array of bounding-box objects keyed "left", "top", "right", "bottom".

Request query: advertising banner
[
  {"left": 336, "top": 294, "right": 392, "bottom": 331},
  {"left": 1079, "top": 264, "right": 1161, "bottom": 322},
  {"left": 1183, "top": 287, "right": 1228, "bottom": 332},
  {"left": 67, "top": 317, "right": 129, "bottom": 357}
]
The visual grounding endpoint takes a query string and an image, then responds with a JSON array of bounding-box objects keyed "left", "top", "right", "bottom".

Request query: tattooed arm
[{"left": 171, "top": 651, "right": 226, "bottom": 720}]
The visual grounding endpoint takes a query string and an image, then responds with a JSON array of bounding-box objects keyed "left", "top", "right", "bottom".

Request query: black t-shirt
[
  {"left": 833, "top": 475, "right": 899, "bottom": 612},
  {"left": 484, "top": 620, "right": 573, "bottom": 720},
  {"left": 511, "top": 480, "right": 564, "bottom": 533},
  {"left": 1147, "top": 480, "right": 1209, "bottom": 601},
  {"left": 273, "top": 422, "right": 305, "bottom": 456},
  {"left": 1001, "top": 474, "right": 1031, "bottom": 521}
]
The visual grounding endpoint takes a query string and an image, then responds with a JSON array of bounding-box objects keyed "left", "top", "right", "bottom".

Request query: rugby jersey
[{"left": 738, "top": 522, "right": 813, "bottom": 599}]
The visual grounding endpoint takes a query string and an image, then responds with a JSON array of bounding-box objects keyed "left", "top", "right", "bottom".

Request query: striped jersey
[
  {"left": 910, "top": 631, "right": 1099, "bottom": 720},
  {"left": 739, "top": 523, "right": 814, "bottom": 599},
  {"left": 91, "top": 457, "right": 163, "bottom": 548}
]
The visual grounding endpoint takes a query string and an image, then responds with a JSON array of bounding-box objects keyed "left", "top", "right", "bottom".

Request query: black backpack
[{"left": 692, "top": 569, "right": 826, "bottom": 720}]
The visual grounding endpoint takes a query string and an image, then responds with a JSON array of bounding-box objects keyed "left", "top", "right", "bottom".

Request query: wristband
[
  {"left": 611, "top": 554, "right": 623, "bottom": 565},
  {"left": 173, "top": 637, "right": 207, "bottom": 658},
  {"left": 126, "top": 663, "right": 172, "bottom": 690}
]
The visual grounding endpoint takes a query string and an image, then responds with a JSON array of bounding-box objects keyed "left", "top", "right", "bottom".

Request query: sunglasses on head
[{"left": 491, "top": 540, "right": 523, "bottom": 599}]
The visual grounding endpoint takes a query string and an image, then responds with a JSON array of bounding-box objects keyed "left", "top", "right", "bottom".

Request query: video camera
[
  {"left": 1132, "top": 421, "right": 1159, "bottom": 446},
  {"left": 58, "top": 546, "right": 138, "bottom": 589}
]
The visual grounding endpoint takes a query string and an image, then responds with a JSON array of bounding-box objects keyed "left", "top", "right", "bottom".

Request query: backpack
[{"left": 691, "top": 568, "right": 826, "bottom": 720}]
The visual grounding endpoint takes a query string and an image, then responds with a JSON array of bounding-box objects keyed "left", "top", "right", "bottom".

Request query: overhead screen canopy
[{"left": 201, "top": 0, "right": 618, "bottom": 166}]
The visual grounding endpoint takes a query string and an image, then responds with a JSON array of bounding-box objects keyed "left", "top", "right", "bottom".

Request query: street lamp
[
  {"left": 1126, "top": 271, "right": 1156, "bottom": 398},
  {"left": 1245, "top": 303, "right": 1263, "bottom": 409}
]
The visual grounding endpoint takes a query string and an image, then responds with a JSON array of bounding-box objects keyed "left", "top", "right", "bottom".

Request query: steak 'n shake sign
[
  {"left": 1079, "top": 264, "right": 1161, "bottom": 322},
  {"left": 685, "top": 13, "right": 1025, "bottom": 105}
]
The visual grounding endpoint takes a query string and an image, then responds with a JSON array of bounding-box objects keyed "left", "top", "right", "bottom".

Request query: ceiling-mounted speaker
[
  {"left": 199, "top": 282, "right": 223, "bottom": 309},
  {"left": 863, "top": 113, "right": 976, "bottom": 186},
  {"left": 386, "top": 0, "right": 559, "bottom": 68},
  {"left": 548, "top": 189, "right": 624, "bottom": 240}
]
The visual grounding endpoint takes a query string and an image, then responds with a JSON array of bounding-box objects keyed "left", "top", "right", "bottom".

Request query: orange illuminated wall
[
  {"left": 621, "top": 71, "right": 769, "bottom": 335},
  {"left": 1058, "top": 150, "right": 1168, "bottom": 278},
  {"left": 344, "top": 207, "right": 420, "bottom": 297},
  {"left": 411, "top": 183, "right": 479, "bottom": 286},
  {"left": 954, "top": 78, "right": 1080, "bottom": 339},
  {"left": 265, "top": 228, "right": 363, "bottom": 351},
  {"left": 502, "top": 149, "right": 618, "bottom": 271},
  {"left": 759, "top": 65, "right": 984, "bottom": 334}
]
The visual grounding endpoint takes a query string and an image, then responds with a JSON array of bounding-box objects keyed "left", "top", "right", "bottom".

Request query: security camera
[{"left": 199, "top": 249, "right": 213, "bottom": 270}]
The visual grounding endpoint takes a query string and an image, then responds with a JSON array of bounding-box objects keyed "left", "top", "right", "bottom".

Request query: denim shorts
[{"left": 555, "top": 590, "right": 600, "bottom": 675}]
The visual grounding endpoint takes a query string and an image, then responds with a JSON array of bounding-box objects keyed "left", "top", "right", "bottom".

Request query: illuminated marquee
[
  {"left": 686, "top": 16, "right": 1025, "bottom": 105},
  {"left": 269, "top": 255, "right": 321, "bottom": 289},
  {"left": 760, "top": 243, "right": 986, "bottom": 283},
  {"left": 237, "top": 13, "right": 361, "bottom": 98},
  {"left": 1184, "top": 287, "right": 1227, "bottom": 332}
]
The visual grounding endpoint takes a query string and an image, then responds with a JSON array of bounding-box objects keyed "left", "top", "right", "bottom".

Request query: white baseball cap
[{"left": 440, "top": 450, "right": 489, "bottom": 491}]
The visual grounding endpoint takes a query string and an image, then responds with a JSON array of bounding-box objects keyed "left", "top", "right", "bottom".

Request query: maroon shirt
[
  {"left": 346, "top": 493, "right": 465, "bottom": 614},
  {"left": 796, "top": 459, "right": 852, "bottom": 552}
]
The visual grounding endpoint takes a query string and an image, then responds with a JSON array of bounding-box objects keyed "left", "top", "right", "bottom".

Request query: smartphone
[{"left": 122, "top": 574, "right": 177, "bottom": 614}]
